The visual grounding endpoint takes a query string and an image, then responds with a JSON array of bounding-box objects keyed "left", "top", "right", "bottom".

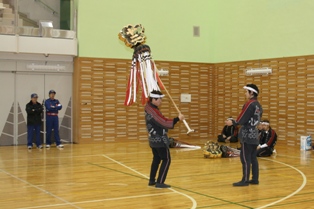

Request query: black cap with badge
[
  {"left": 31, "top": 93, "right": 38, "bottom": 98},
  {"left": 49, "top": 90, "right": 56, "bottom": 95}
]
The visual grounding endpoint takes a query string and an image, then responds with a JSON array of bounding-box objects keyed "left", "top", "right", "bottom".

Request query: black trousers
[
  {"left": 218, "top": 135, "right": 238, "bottom": 142},
  {"left": 149, "top": 147, "right": 171, "bottom": 184},
  {"left": 240, "top": 143, "right": 259, "bottom": 182},
  {"left": 257, "top": 147, "right": 273, "bottom": 157}
]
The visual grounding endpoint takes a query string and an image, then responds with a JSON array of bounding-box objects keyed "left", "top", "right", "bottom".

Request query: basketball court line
[
  {"left": 277, "top": 153, "right": 313, "bottom": 160},
  {"left": 91, "top": 158, "right": 253, "bottom": 208},
  {"left": 0, "top": 148, "right": 307, "bottom": 209},
  {"left": 206, "top": 191, "right": 314, "bottom": 208},
  {"left": 175, "top": 157, "right": 307, "bottom": 209},
  {"left": 18, "top": 192, "right": 175, "bottom": 209},
  {"left": 255, "top": 158, "right": 307, "bottom": 209},
  {"left": 0, "top": 154, "right": 103, "bottom": 162},
  {"left": 0, "top": 151, "right": 152, "bottom": 162},
  {"left": 0, "top": 168, "right": 81, "bottom": 209},
  {"left": 102, "top": 154, "right": 198, "bottom": 209},
  {"left": 265, "top": 197, "right": 314, "bottom": 207},
  {"left": 105, "top": 151, "right": 152, "bottom": 156},
  {"left": 172, "top": 165, "right": 289, "bottom": 179}
]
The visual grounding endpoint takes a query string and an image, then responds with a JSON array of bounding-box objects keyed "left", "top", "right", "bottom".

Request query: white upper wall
[
  {"left": 18, "top": 0, "right": 60, "bottom": 28},
  {"left": 0, "top": 34, "right": 77, "bottom": 57}
]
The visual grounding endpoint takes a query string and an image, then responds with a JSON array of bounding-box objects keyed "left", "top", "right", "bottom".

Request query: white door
[
  {"left": 0, "top": 72, "right": 15, "bottom": 145},
  {"left": 16, "top": 73, "right": 45, "bottom": 145},
  {"left": 44, "top": 74, "right": 72, "bottom": 144},
  {"left": 1, "top": 73, "right": 72, "bottom": 146}
]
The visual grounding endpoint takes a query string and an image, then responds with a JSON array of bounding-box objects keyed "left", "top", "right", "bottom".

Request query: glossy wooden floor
[{"left": 0, "top": 140, "right": 313, "bottom": 209}]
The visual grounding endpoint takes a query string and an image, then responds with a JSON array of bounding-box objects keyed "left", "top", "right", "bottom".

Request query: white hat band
[
  {"left": 243, "top": 86, "right": 258, "bottom": 94},
  {"left": 150, "top": 93, "right": 165, "bottom": 98},
  {"left": 261, "top": 122, "right": 270, "bottom": 125}
]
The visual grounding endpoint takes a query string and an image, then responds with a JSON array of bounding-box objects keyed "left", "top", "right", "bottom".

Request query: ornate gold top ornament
[{"left": 118, "top": 24, "right": 146, "bottom": 48}]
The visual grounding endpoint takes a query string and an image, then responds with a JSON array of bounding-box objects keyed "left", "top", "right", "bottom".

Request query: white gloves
[{"left": 259, "top": 143, "right": 268, "bottom": 148}]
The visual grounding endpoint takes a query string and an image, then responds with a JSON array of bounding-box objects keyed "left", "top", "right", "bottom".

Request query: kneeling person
[
  {"left": 218, "top": 117, "right": 238, "bottom": 143},
  {"left": 257, "top": 120, "right": 277, "bottom": 157}
]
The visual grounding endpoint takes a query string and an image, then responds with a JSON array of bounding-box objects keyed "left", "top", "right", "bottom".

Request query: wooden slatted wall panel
[
  {"left": 73, "top": 57, "right": 214, "bottom": 143},
  {"left": 214, "top": 55, "right": 314, "bottom": 146}
]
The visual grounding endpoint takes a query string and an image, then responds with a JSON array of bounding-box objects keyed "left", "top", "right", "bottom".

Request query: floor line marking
[
  {"left": 276, "top": 153, "right": 312, "bottom": 160},
  {"left": 255, "top": 158, "right": 307, "bottom": 209},
  {"left": 0, "top": 152, "right": 152, "bottom": 162},
  {"left": 0, "top": 154, "right": 104, "bottom": 162},
  {"left": 90, "top": 161, "right": 252, "bottom": 208},
  {"left": 18, "top": 192, "right": 175, "bottom": 209},
  {"left": 102, "top": 154, "right": 197, "bottom": 209},
  {"left": 0, "top": 168, "right": 80, "bottom": 209}
]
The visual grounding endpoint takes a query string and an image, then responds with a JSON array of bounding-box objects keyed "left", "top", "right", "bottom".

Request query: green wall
[
  {"left": 77, "top": 0, "right": 214, "bottom": 63},
  {"left": 211, "top": 0, "right": 314, "bottom": 63},
  {"left": 77, "top": 0, "right": 314, "bottom": 63}
]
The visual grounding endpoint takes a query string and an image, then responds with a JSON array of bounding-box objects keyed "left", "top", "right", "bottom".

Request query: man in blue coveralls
[{"left": 45, "top": 90, "right": 64, "bottom": 148}]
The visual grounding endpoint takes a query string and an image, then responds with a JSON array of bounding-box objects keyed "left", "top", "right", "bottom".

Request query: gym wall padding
[
  {"left": 74, "top": 55, "right": 314, "bottom": 146},
  {"left": 214, "top": 55, "right": 314, "bottom": 147},
  {"left": 73, "top": 57, "right": 214, "bottom": 143}
]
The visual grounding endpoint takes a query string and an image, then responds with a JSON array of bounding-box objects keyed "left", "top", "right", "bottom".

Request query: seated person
[
  {"left": 218, "top": 117, "right": 238, "bottom": 143},
  {"left": 257, "top": 121, "right": 263, "bottom": 133},
  {"left": 257, "top": 120, "right": 277, "bottom": 157},
  {"left": 257, "top": 121, "right": 263, "bottom": 140}
]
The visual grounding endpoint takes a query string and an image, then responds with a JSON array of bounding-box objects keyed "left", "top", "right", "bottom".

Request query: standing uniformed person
[
  {"left": 145, "top": 90, "right": 184, "bottom": 188},
  {"left": 233, "top": 84, "right": 263, "bottom": 186},
  {"left": 26, "top": 93, "right": 43, "bottom": 149},
  {"left": 45, "top": 90, "right": 64, "bottom": 148}
]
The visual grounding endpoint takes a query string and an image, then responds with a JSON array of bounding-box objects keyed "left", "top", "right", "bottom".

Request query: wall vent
[{"left": 193, "top": 26, "right": 200, "bottom": 37}]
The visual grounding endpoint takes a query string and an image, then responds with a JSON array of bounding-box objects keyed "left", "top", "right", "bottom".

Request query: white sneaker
[
  {"left": 46, "top": 144, "right": 51, "bottom": 148},
  {"left": 57, "top": 144, "right": 64, "bottom": 148},
  {"left": 27, "top": 146, "right": 32, "bottom": 150}
]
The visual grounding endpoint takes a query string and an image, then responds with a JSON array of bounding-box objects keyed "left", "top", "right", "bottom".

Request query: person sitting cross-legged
[
  {"left": 257, "top": 120, "right": 277, "bottom": 157},
  {"left": 218, "top": 117, "right": 238, "bottom": 143}
]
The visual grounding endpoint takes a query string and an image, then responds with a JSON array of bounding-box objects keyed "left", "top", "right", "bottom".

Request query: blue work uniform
[{"left": 45, "top": 98, "right": 62, "bottom": 146}]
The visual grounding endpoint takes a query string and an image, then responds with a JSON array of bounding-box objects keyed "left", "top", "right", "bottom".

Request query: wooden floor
[{"left": 0, "top": 140, "right": 313, "bottom": 209}]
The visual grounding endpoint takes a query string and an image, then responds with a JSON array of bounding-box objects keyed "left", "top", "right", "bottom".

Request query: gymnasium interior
[{"left": 0, "top": 0, "right": 313, "bottom": 208}]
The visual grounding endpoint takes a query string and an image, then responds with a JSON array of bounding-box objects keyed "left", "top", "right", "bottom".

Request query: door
[
  {"left": 0, "top": 72, "right": 15, "bottom": 145},
  {"left": 16, "top": 73, "right": 45, "bottom": 145}
]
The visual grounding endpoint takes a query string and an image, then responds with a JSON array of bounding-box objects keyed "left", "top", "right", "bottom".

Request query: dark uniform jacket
[
  {"left": 221, "top": 125, "right": 238, "bottom": 138},
  {"left": 235, "top": 97, "right": 263, "bottom": 145},
  {"left": 26, "top": 101, "right": 43, "bottom": 125},
  {"left": 260, "top": 128, "right": 277, "bottom": 151},
  {"left": 145, "top": 102, "right": 179, "bottom": 148}
]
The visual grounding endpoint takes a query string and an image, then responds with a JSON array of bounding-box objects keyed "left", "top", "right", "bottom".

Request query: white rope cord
[
  {"left": 139, "top": 56, "right": 148, "bottom": 99},
  {"left": 139, "top": 54, "right": 149, "bottom": 98},
  {"left": 133, "top": 59, "right": 137, "bottom": 103},
  {"left": 126, "top": 51, "right": 162, "bottom": 105},
  {"left": 144, "top": 52, "right": 159, "bottom": 92},
  {"left": 126, "top": 59, "right": 135, "bottom": 105}
]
